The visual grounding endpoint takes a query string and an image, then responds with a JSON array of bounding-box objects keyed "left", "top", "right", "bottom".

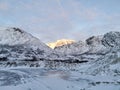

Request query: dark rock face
[
  {"left": 86, "top": 36, "right": 103, "bottom": 46},
  {"left": 102, "top": 31, "right": 120, "bottom": 47},
  {"left": 86, "top": 36, "right": 95, "bottom": 45},
  {"left": 12, "top": 27, "right": 24, "bottom": 33}
]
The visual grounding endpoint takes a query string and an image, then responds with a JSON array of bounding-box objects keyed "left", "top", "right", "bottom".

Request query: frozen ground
[{"left": 0, "top": 67, "right": 120, "bottom": 90}]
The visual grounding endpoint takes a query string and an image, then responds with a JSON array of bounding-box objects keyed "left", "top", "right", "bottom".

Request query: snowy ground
[{"left": 0, "top": 67, "right": 120, "bottom": 90}]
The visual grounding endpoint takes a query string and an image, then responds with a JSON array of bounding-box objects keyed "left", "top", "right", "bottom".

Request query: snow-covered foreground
[{"left": 0, "top": 67, "right": 120, "bottom": 90}]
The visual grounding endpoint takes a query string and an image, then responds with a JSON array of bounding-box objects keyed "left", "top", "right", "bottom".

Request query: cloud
[
  {"left": 0, "top": 2, "right": 9, "bottom": 11},
  {"left": 59, "top": 0, "right": 102, "bottom": 21},
  {"left": 81, "top": 8, "right": 100, "bottom": 20}
]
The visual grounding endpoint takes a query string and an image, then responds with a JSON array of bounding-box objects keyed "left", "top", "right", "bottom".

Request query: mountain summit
[
  {"left": 0, "top": 27, "right": 50, "bottom": 50},
  {"left": 47, "top": 39, "right": 75, "bottom": 49}
]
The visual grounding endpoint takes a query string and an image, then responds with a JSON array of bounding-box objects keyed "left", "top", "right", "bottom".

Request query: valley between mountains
[{"left": 0, "top": 27, "right": 120, "bottom": 90}]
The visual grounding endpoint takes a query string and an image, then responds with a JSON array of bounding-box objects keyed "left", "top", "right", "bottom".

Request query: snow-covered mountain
[
  {"left": 84, "top": 31, "right": 120, "bottom": 76},
  {"left": 47, "top": 39, "right": 75, "bottom": 49},
  {"left": 54, "top": 31, "right": 120, "bottom": 75},
  {"left": 0, "top": 27, "right": 49, "bottom": 49},
  {"left": 0, "top": 27, "right": 119, "bottom": 71},
  {"left": 54, "top": 32, "right": 119, "bottom": 60},
  {"left": 54, "top": 31, "right": 120, "bottom": 56},
  {"left": 0, "top": 27, "right": 58, "bottom": 62}
]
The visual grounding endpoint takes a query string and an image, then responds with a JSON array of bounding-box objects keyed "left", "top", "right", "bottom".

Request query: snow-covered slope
[
  {"left": 54, "top": 40, "right": 89, "bottom": 55},
  {"left": 0, "top": 27, "right": 50, "bottom": 50},
  {"left": 0, "top": 68, "right": 119, "bottom": 90},
  {"left": 0, "top": 27, "right": 57, "bottom": 63},
  {"left": 84, "top": 31, "right": 120, "bottom": 75}
]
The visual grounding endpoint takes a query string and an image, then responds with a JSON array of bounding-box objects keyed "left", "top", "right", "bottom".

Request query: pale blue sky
[{"left": 0, "top": 0, "right": 120, "bottom": 42}]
